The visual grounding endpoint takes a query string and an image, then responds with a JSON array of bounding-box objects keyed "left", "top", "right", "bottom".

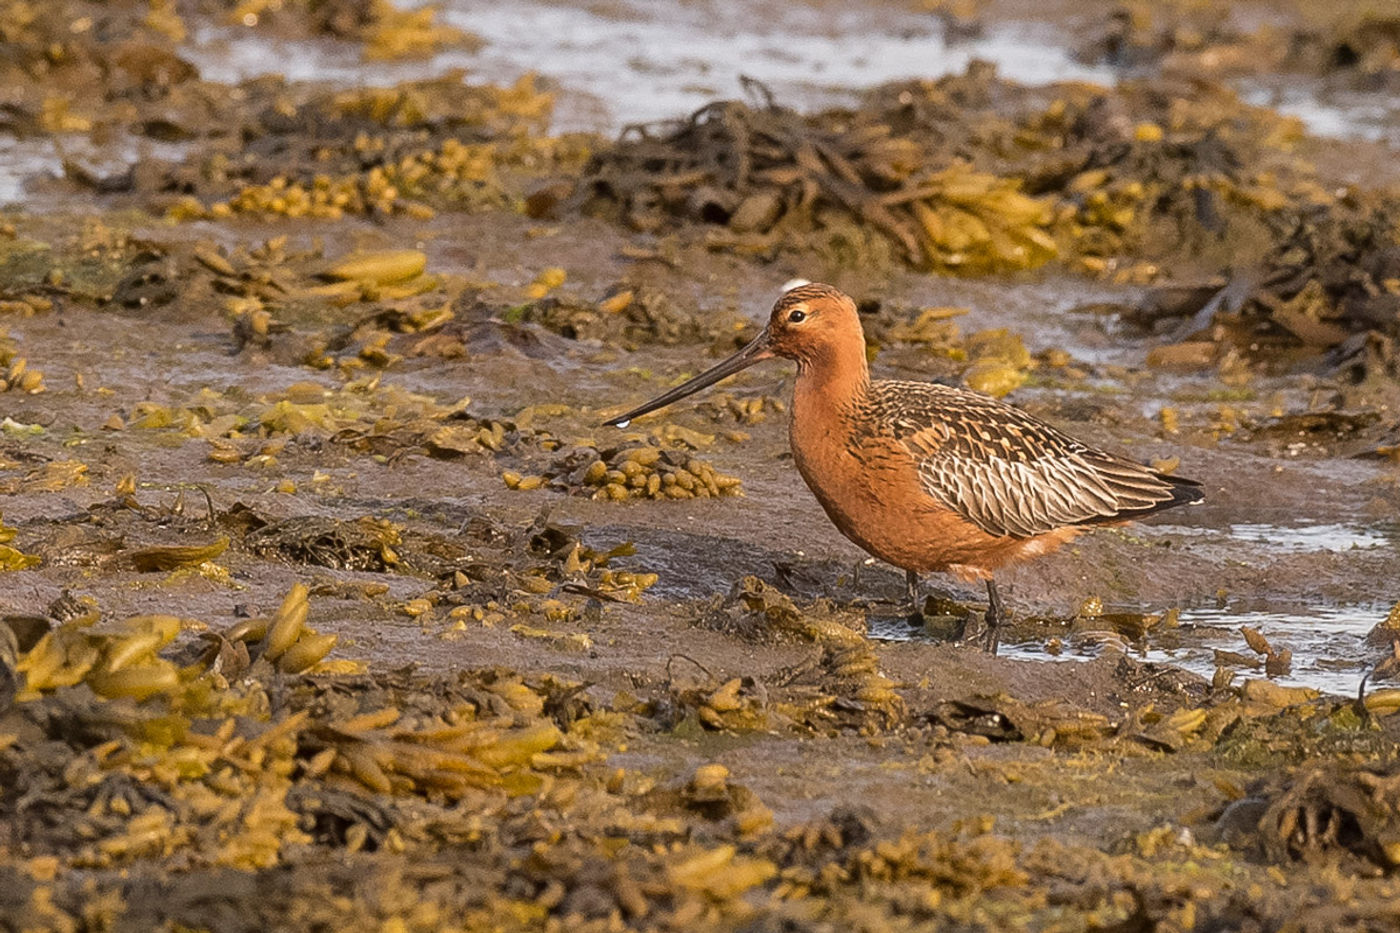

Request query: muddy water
[
  {"left": 873, "top": 601, "right": 1388, "bottom": 696},
  {"left": 1071, "top": 519, "right": 1395, "bottom": 696},
  {"left": 445, "top": 0, "right": 1400, "bottom": 143},
  {"left": 995, "top": 602, "right": 1388, "bottom": 697}
]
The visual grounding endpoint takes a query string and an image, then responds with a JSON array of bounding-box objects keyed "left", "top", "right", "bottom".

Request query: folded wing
[{"left": 872, "top": 381, "right": 1203, "bottom": 539}]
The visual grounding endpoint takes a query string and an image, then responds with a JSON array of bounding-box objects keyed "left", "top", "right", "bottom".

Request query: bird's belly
[{"left": 791, "top": 435, "right": 1073, "bottom": 577}]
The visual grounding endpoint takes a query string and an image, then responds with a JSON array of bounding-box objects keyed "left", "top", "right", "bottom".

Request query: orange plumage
[{"left": 607, "top": 283, "right": 1203, "bottom": 650}]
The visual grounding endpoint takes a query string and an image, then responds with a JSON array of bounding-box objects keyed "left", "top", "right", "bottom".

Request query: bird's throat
[{"left": 793, "top": 340, "right": 871, "bottom": 416}]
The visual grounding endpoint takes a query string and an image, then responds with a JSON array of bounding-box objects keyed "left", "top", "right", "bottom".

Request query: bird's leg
[
  {"left": 905, "top": 570, "right": 922, "bottom": 626},
  {"left": 982, "top": 579, "right": 1005, "bottom": 655}
]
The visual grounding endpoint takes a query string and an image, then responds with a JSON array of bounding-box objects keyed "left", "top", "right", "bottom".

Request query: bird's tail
[{"left": 1120, "top": 472, "right": 1204, "bottom": 521}]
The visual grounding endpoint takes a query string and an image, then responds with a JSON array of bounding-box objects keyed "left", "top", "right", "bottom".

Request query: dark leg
[
  {"left": 905, "top": 570, "right": 922, "bottom": 626},
  {"left": 982, "top": 579, "right": 1004, "bottom": 655}
]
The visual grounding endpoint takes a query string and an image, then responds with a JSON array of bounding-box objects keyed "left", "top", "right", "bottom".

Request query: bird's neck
[{"left": 793, "top": 341, "right": 870, "bottom": 415}]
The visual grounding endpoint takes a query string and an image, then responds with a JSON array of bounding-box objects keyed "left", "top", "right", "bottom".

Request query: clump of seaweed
[
  {"left": 579, "top": 67, "right": 1321, "bottom": 277},
  {"left": 1289, "top": 12, "right": 1400, "bottom": 90},
  {"left": 165, "top": 74, "right": 585, "bottom": 222},
  {"left": 117, "top": 371, "right": 552, "bottom": 468},
  {"left": 690, "top": 391, "right": 788, "bottom": 426},
  {"left": 582, "top": 90, "right": 1058, "bottom": 274},
  {"left": 209, "top": 0, "right": 481, "bottom": 61},
  {"left": 580, "top": 65, "right": 1400, "bottom": 373},
  {"left": 0, "top": 335, "right": 44, "bottom": 395},
  {"left": 509, "top": 444, "right": 743, "bottom": 501},
  {"left": 1223, "top": 764, "right": 1400, "bottom": 872},
  {"left": 1073, "top": 1, "right": 1239, "bottom": 70},
  {"left": 0, "top": 513, "right": 41, "bottom": 572},
  {"left": 13, "top": 584, "right": 339, "bottom": 702},
  {"left": 681, "top": 577, "right": 903, "bottom": 733},
  {"left": 0, "top": 581, "right": 605, "bottom": 876}
]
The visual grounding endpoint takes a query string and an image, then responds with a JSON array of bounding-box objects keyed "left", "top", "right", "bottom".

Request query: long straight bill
[{"left": 603, "top": 331, "right": 773, "bottom": 427}]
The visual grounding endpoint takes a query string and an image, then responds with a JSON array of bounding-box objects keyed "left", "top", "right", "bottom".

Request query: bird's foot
[
  {"left": 904, "top": 570, "right": 923, "bottom": 627},
  {"left": 957, "top": 583, "right": 1003, "bottom": 654},
  {"left": 980, "top": 610, "right": 1001, "bottom": 655},
  {"left": 980, "top": 580, "right": 1004, "bottom": 655},
  {"left": 956, "top": 612, "right": 1000, "bottom": 653}
]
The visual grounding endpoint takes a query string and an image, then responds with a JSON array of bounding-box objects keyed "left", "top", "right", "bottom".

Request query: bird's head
[
  {"left": 602, "top": 282, "right": 864, "bottom": 427},
  {"left": 762, "top": 283, "right": 863, "bottom": 370}
]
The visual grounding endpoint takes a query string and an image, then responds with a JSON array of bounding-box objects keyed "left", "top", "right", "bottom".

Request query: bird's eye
[{"left": 788, "top": 309, "right": 807, "bottom": 324}]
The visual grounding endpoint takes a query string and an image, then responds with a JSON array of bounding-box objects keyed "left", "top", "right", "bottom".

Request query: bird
[{"left": 604, "top": 283, "right": 1203, "bottom": 652}]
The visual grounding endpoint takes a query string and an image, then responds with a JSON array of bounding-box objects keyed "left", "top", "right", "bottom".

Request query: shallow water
[
  {"left": 436, "top": 0, "right": 1118, "bottom": 131},
  {"left": 180, "top": 0, "right": 1117, "bottom": 132},
  {"left": 1007, "top": 604, "right": 1389, "bottom": 698},
  {"left": 868, "top": 518, "right": 1398, "bottom": 696},
  {"left": 0, "top": 141, "right": 53, "bottom": 207},
  {"left": 1239, "top": 79, "right": 1400, "bottom": 149},
  {"left": 872, "top": 601, "right": 1388, "bottom": 697},
  {"left": 0, "top": 134, "right": 191, "bottom": 209},
  {"left": 183, "top": 24, "right": 475, "bottom": 87},
  {"left": 1146, "top": 520, "right": 1396, "bottom": 555}
]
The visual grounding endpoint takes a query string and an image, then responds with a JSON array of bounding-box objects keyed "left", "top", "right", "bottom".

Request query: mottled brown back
[{"left": 862, "top": 380, "right": 1203, "bottom": 539}]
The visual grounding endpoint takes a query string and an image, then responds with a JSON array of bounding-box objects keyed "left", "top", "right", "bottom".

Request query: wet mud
[{"left": 4, "top": 0, "right": 1400, "bottom": 929}]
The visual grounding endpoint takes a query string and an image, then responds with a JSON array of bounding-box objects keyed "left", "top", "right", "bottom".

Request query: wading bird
[{"left": 605, "top": 283, "right": 1202, "bottom": 651}]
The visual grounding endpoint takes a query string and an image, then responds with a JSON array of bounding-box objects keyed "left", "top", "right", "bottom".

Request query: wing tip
[
  {"left": 1112, "top": 472, "right": 1205, "bottom": 522},
  {"left": 1060, "top": 467, "right": 1204, "bottom": 530},
  {"left": 1158, "top": 472, "right": 1205, "bottom": 506}
]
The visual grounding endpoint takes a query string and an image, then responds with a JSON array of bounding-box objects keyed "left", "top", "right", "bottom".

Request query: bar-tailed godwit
[{"left": 605, "top": 283, "right": 1203, "bottom": 651}]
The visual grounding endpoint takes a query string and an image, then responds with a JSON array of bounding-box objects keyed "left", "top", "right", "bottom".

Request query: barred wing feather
[{"left": 872, "top": 381, "right": 1199, "bottom": 539}]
